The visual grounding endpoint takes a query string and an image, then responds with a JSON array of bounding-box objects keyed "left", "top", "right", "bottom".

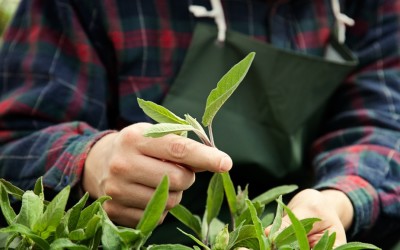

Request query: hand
[
  {"left": 265, "top": 189, "right": 354, "bottom": 247},
  {"left": 83, "top": 122, "right": 232, "bottom": 227}
]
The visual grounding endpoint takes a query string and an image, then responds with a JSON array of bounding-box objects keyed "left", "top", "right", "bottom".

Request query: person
[{"left": 0, "top": 0, "right": 399, "bottom": 248}]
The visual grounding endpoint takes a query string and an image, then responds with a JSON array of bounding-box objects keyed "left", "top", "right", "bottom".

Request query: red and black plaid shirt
[{"left": 0, "top": 0, "right": 399, "bottom": 241}]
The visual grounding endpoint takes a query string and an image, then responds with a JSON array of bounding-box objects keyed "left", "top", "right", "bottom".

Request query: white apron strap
[
  {"left": 331, "top": 0, "right": 355, "bottom": 44},
  {"left": 189, "top": 0, "right": 227, "bottom": 42}
]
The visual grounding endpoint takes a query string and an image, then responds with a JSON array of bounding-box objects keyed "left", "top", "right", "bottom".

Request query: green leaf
[
  {"left": 0, "top": 183, "right": 17, "bottom": 225},
  {"left": 147, "top": 244, "right": 193, "bottom": 250},
  {"left": 67, "top": 192, "right": 89, "bottom": 231},
  {"left": 229, "top": 225, "right": 258, "bottom": 249},
  {"left": 88, "top": 228, "right": 103, "bottom": 250},
  {"left": 245, "top": 199, "right": 268, "bottom": 250},
  {"left": 261, "top": 212, "right": 275, "bottom": 228},
  {"left": 84, "top": 214, "right": 101, "bottom": 239},
  {"left": 33, "top": 186, "right": 70, "bottom": 238},
  {"left": 276, "top": 199, "right": 309, "bottom": 250},
  {"left": 101, "top": 218, "right": 124, "bottom": 250},
  {"left": 55, "top": 212, "right": 69, "bottom": 239},
  {"left": 0, "top": 224, "right": 50, "bottom": 249},
  {"left": 69, "top": 229, "right": 86, "bottom": 241},
  {"left": 208, "top": 218, "right": 225, "bottom": 246},
  {"left": 333, "top": 242, "right": 381, "bottom": 250},
  {"left": 15, "top": 191, "right": 43, "bottom": 228},
  {"left": 252, "top": 185, "right": 298, "bottom": 205},
  {"left": 0, "top": 179, "right": 24, "bottom": 200},
  {"left": 117, "top": 227, "right": 141, "bottom": 245},
  {"left": 221, "top": 172, "right": 237, "bottom": 215},
  {"left": 177, "top": 228, "right": 210, "bottom": 250},
  {"left": 235, "top": 201, "right": 264, "bottom": 227},
  {"left": 277, "top": 245, "right": 293, "bottom": 250},
  {"left": 33, "top": 177, "right": 44, "bottom": 200},
  {"left": 313, "top": 231, "right": 331, "bottom": 250},
  {"left": 274, "top": 217, "right": 320, "bottom": 247},
  {"left": 137, "top": 175, "right": 169, "bottom": 236},
  {"left": 50, "top": 238, "right": 89, "bottom": 250},
  {"left": 226, "top": 222, "right": 243, "bottom": 249},
  {"left": 144, "top": 123, "right": 197, "bottom": 138},
  {"left": 327, "top": 232, "right": 336, "bottom": 250},
  {"left": 4, "top": 233, "right": 20, "bottom": 249},
  {"left": 202, "top": 52, "right": 255, "bottom": 126},
  {"left": 206, "top": 173, "right": 224, "bottom": 224},
  {"left": 269, "top": 195, "right": 283, "bottom": 238},
  {"left": 137, "top": 98, "right": 188, "bottom": 124},
  {"left": 76, "top": 195, "right": 110, "bottom": 229},
  {"left": 169, "top": 204, "right": 202, "bottom": 238},
  {"left": 213, "top": 225, "right": 229, "bottom": 250}
]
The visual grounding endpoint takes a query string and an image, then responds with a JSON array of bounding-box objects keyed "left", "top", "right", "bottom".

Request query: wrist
[
  {"left": 83, "top": 132, "right": 117, "bottom": 198},
  {"left": 320, "top": 189, "right": 354, "bottom": 230}
]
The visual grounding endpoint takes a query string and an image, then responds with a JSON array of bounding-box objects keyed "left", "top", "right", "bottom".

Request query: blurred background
[{"left": 0, "top": 0, "right": 20, "bottom": 43}]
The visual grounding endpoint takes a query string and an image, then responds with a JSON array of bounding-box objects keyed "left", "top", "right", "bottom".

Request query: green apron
[
  {"left": 163, "top": 23, "right": 356, "bottom": 177},
  {"left": 151, "top": 23, "right": 357, "bottom": 244}
]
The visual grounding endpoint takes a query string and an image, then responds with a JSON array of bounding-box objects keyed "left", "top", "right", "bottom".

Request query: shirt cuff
[{"left": 314, "top": 175, "right": 379, "bottom": 237}]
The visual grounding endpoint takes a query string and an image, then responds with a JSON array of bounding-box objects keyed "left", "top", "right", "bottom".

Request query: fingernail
[{"left": 220, "top": 156, "right": 232, "bottom": 172}]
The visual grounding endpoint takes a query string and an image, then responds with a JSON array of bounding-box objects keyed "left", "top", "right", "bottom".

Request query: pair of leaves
[{"left": 137, "top": 52, "right": 256, "bottom": 145}]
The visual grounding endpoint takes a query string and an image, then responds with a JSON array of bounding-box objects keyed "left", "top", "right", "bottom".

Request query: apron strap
[
  {"left": 189, "top": 0, "right": 227, "bottom": 42},
  {"left": 331, "top": 0, "right": 355, "bottom": 44}
]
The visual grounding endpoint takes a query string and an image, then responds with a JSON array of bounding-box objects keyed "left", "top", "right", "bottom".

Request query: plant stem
[
  {"left": 230, "top": 213, "right": 236, "bottom": 231},
  {"left": 193, "top": 129, "right": 212, "bottom": 147},
  {"left": 204, "top": 227, "right": 210, "bottom": 247},
  {"left": 208, "top": 123, "right": 215, "bottom": 147}
]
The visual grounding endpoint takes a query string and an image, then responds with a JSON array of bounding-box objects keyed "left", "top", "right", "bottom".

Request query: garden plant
[{"left": 0, "top": 52, "right": 381, "bottom": 250}]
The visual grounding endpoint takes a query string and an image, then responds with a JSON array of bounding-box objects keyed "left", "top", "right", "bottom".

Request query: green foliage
[
  {"left": 202, "top": 52, "right": 255, "bottom": 127},
  {"left": 0, "top": 176, "right": 169, "bottom": 249},
  {"left": 0, "top": 53, "right": 381, "bottom": 249},
  {"left": 135, "top": 52, "right": 381, "bottom": 250}
]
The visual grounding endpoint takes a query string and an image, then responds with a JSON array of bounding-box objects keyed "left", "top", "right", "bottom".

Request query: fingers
[
  {"left": 137, "top": 132, "right": 233, "bottom": 173},
  {"left": 108, "top": 154, "right": 195, "bottom": 191},
  {"left": 86, "top": 122, "right": 233, "bottom": 229},
  {"left": 104, "top": 182, "right": 183, "bottom": 210},
  {"left": 104, "top": 201, "right": 169, "bottom": 228},
  {"left": 104, "top": 182, "right": 182, "bottom": 227},
  {"left": 264, "top": 189, "right": 348, "bottom": 248}
]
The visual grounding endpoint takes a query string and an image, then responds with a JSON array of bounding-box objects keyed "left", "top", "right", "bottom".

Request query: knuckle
[
  {"left": 168, "top": 138, "right": 191, "bottom": 159},
  {"left": 169, "top": 167, "right": 195, "bottom": 190},
  {"left": 120, "top": 127, "right": 141, "bottom": 145},
  {"left": 166, "top": 192, "right": 182, "bottom": 210},
  {"left": 159, "top": 211, "right": 168, "bottom": 225},
  {"left": 103, "top": 201, "right": 118, "bottom": 219},
  {"left": 108, "top": 156, "right": 128, "bottom": 176},
  {"left": 104, "top": 184, "right": 120, "bottom": 198}
]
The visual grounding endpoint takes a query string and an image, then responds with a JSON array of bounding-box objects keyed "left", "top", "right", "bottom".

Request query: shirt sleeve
[
  {"left": 312, "top": 0, "right": 400, "bottom": 239},
  {"left": 0, "top": 0, "right": 113, "bottom": 198}
]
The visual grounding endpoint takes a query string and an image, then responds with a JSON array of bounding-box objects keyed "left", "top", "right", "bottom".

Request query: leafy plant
[
  {"left": 0, "top": 176, "right": 172, "bottom": 249},
  {"left": 0, "top": 52, "right": 381, "bottom": 250},
  {"left": 136, "top": 52, "right": 381, "bottom": 250}
]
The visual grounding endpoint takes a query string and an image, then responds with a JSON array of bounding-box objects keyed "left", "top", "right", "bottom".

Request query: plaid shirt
[{"left": 0, "top": 0, "right": 399, "bottom": 242}]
